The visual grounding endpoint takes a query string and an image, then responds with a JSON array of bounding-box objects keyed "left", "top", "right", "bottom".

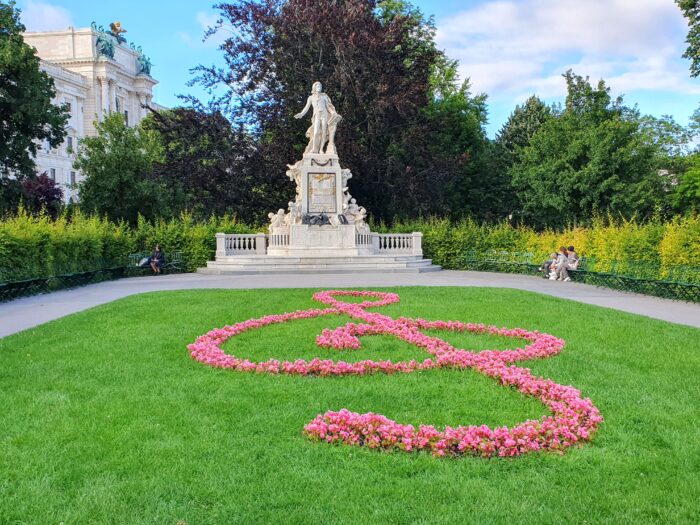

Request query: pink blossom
[{"left": 188, "top": 290, "right": 603, "bottom": 458}]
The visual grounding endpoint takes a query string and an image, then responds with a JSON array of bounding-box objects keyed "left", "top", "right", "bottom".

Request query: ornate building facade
[{"left": 23, "top": 24, "right": 160, "bottom": 202}]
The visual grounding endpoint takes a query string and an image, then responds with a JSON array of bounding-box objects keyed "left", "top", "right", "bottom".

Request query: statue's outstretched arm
[{"left": 294, "top": 97, "right": 312, "bottom": 119}]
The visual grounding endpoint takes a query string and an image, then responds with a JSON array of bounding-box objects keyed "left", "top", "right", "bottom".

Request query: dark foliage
[
  {"left": 142, "top": 108, "right": 283, "bottom": 223},
  {"left": 187, "top": 0, "right": 487, "bottom": 221},
  {"left": 21, "top": 173, "right": 63, "bottom": 218}
]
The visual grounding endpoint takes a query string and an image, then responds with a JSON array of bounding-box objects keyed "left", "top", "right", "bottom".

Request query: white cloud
[
  {"left": 178, "top": 10, "right": 227, "bottom": 48},
  {"left": 196, "top": 12, "right": 220, "bottom": 31},
  {"left": 435, "top": 0, "right": 698, "bottom": 99},
  {"left": 20, "top": 0, "right": 72, "bottom": 32}
]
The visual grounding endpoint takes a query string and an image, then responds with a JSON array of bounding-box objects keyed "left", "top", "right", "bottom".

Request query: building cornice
[{"left": 39, "top": 60, "right": 88, "bottom": 87}]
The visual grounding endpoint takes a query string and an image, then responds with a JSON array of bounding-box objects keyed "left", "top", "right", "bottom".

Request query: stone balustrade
[
  {"left": 356, "top": 232, "right": 372, "bottom": 246},
  {"left": 216, "top": 233, "right": 267, "bottom": 257},
  {"left": 374, "top": 232, "right": 423, "bottom": 255},
  {"left": 216, "top": 231, "right": 423, "bottom": 257},
  {"left": 269, "top": 232, "right": 290, "bottom": 248}
]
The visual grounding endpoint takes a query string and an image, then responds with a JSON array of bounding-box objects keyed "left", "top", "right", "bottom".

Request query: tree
[
  {"left": 142, "top": 107, "right": 277, "bottom": 223},
  {"left": 0, "top": 1, "right": 69, "bottom": 179},
  {"left": 677, "top": 0, "right": 700, "bottom": 77},
  {"left": 20, "top": 173, "right": 63, "bottom": 217},
  {"left": 510, "top": 71, "right": 663, "bottom": 227},
  {"left": 672, "top": 154, "right": 700, "bottom": 214},
  {"left": 421, "top": 56, "right": 508, "bottom": 220},
  {"left": 74, "top": 113, "right": 166, "bottom": 224},
  {"left": 496, "top": 95, "right": 554, "bottom": 162},
  {"left": 188, "top": 0, "right": 470, "bottom": 221}
]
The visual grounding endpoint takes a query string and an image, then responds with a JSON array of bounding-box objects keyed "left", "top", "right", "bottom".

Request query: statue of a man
[{"left": 294, "top": 81, "right": 342, "bottom": 155}]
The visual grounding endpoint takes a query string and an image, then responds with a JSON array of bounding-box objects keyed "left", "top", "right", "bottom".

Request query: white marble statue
[
  {"left": 286, "top": 161, "right": 302, "bottom": 190},
  {"left": 341, "top": 168, "right": 352, "bottom": 192},
  {"left": 345, "top": 198, "right": 360, "bottom": 224},
  {"left": 287, "top": 200, "right": 303, "bottom": 225},
  {"left": 294, "top": 81, "right": 342, "bottom": 155},
  {"left": 268, "top": 209, "right": 287, "bottom": 230}
]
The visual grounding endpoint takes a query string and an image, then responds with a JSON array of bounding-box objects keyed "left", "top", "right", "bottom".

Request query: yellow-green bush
[{"left": 390, "top": 215, "right": 700, "bottom": 277}]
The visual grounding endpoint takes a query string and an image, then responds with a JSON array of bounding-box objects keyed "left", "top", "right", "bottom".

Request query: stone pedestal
[
  {"left": 266, "top": 224, "right": 375, "bottom": 256},
  {"left": 299, "top": 153, "right": 343, "bottom": 216}
]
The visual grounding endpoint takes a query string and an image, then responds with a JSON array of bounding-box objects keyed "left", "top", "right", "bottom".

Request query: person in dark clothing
[{"left": 149, "top": 244, "right": 165, "bottom": 274}]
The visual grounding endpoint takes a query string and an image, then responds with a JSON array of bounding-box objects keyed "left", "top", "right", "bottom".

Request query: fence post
[
  {"left": 255, "top": 233, "right": 267, "bottom": 255},
  {"left": 215, "top": 233, "right": 227, "bottom": 259},
  {"left": 412, "top": 232, "right": 423, "bottom": 256},
  {"left": 371, "top": 233, "right": 380, "bottom": 252}
]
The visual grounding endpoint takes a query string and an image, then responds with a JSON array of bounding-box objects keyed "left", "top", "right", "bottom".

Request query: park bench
[
  {"left": 127, "top": 251, "right": 185, "bottom": 275},
  {"left": 464, "top": 250, "right": 538, "bottom": 275}
]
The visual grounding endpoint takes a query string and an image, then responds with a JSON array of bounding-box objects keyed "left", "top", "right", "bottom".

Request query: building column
[
  {"left": 137, "top": 94, "right": 146, "bottom": 120},
  {"left": 99, "top": 76, "right": 109, "bottom": 120},
  {"left": 108, "top": 80, "right": 115, "bottom": 112}
]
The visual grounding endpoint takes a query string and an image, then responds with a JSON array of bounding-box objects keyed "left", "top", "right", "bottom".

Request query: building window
[
  {"left": 65, "top": 101, "right": 72, "bottom": 113},
  {"left": 43, "top": 139, "right": 51, "bottom": 151},
  {"left": 124, "top": 110, "right": 129, "bottom": 125},
  {"left": 116, "top": 98, "right": 121, "bottom": 112},
  {"left": 50, "top": 168, "right": 56, "bottom": 181},
  {"left": 70, "top": 171, "right": 76, "bottom": 185},
  {"left": 67, "top": 136, "right": 73, "bottom": 151}
]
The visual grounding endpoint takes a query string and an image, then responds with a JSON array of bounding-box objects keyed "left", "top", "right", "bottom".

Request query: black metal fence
[
  {"left": 0, "top": 251, "right": 185, "bottom": 303},
  {"left": 461, "top": 250, "right": 700, "bottom": 303}
]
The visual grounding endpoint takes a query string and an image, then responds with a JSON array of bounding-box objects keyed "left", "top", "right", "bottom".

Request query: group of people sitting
[{"left": 539, "top": 245, "right": 579, "bottom": 281}]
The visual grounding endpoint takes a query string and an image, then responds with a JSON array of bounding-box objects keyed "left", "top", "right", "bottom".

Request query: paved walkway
[{"left": 1, "top": 270, "right": 698, "bottom": 338}]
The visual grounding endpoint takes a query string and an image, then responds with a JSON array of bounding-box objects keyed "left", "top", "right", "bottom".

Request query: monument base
[
  {"left": 203, "top": 230, "right": 440, "bottom": 274},
  {"left": 199, "top": 254, "right": 440, "bottom": 275},
  {"left": 267, "top": 224, "right": 375, "bottom": 257}
]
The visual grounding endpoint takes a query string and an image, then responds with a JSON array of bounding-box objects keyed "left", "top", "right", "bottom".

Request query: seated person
[
  {"left": 149, "top": 244, "right": 166, "bottom": 275},
  {"left": 539, "top": 253, "right": 558, "bottom": 277},
  {"left": 567, "top": 245, "right": 579, "bottom": 270},
  {"left": 554, "top": 246, "right": 570, "bottom": 281}
]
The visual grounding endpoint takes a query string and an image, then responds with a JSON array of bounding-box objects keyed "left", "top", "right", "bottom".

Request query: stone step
[
  {"left": 197, "top": 264, "right": 442, "bottom": 275},
  {"left": 210, "top": 255, "right": 427, "bottom": 264},
  {"left": 202, "top": 259, "right": 432, "bottom": 268}
]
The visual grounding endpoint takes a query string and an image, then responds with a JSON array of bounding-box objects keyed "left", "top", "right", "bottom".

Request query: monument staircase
[{"left": 198, "top": 232, "right": 441, "bottom": 275}]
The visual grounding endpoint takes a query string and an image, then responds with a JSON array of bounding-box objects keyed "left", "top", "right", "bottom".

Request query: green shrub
[{"left": 1, "top": 211, "right": 698, "bottom": 284}]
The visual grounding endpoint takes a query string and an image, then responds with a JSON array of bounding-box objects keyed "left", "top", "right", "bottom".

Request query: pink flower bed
[{"left": 188, "top": 290, "right": 602, "bottom": 458}]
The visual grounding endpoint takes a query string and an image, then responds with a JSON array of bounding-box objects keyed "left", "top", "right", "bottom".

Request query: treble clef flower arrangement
[{"left": 187, "top": 291, "right": 603, "bottom": 458}]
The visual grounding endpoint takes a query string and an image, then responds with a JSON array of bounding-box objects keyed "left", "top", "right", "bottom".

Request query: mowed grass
[{"left": 0, "top": 287, "right": 699, "bottom": 524}]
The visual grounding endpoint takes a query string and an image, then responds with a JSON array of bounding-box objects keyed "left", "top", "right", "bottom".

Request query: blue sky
[{"left": 18, "top": 0, "right": 700, "bottom": 137}]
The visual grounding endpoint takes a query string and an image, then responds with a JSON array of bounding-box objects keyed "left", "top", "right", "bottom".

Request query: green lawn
[{"left": 1, "top": 287, "right": 699, "bottom": 524}]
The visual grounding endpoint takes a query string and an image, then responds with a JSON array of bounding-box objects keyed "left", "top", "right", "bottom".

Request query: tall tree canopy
[
  {"left": 142, "top": 108, "right": 277, "bottom": 223},
  {"left": 510, "top": 71, "right": 663, "bottom": 227},
  {"left": 74, "top": 114, "right": 166, "bottom": 224},
  {"left": 189, "top": 0, "right": 490, "bottom": 221},
  {"left": 0, "top": 0, "right": 68, "bottom": 214},
  {"left": 677, "top": 0, "right": 700, "bottom": 77},
  {"left": 0, "top": 1, "right": 68, "bottom": 177},
  {"left": 496, "top": 95, "right": 553, "bottom": 162}
]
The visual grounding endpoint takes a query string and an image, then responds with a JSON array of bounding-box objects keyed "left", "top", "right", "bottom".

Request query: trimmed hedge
[
  {"left": 1, "top": 211, "right": 698, "bottom": 285},
  {"left": 382, "top": 215, "right": 700, "bottom": 282},
  {"left": 0, "top": 210, "right": 255, "bottom": 283}
]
